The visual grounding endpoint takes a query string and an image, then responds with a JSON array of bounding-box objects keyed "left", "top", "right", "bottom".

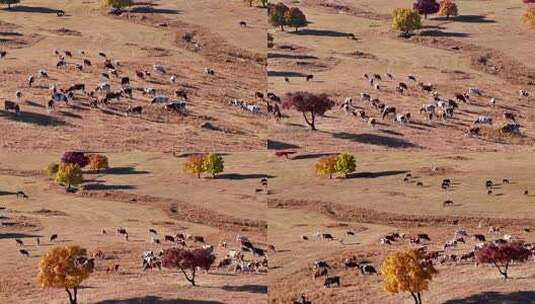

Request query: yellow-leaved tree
[
  {"left": 183, "top": 154, "right": 205, "bottom": 179},
  {"left": 392, "top": 8, "right": 422, "bottom": 36},
  {"left": 37, "top": 246, "right": 94, "bottom": 304},
  {"left": 381, "top": 249, "right": 437, "bottom": 304},
  {"left": 334, "top": 152, "right": 356, "bottom": 178},
  {"left": 202, "top": 153, "right": 224, "bottom": 178},
  {"left": 314, "top": 155, "right": 337, "bottom": 179},
  {"left": 54, "top": 164, "right": 83, "bottom": 191}
]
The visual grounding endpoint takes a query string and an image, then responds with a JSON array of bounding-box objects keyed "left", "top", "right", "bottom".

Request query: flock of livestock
[
  {"left": 1, "top": 48, "right": 204, "bottom": 119},
  {"left": 336, "top": 71, "right": 531, "bottom": 137}
]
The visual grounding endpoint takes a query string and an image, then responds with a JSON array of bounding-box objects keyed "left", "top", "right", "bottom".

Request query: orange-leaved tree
[
  {"left": 381, "top": 248, "right": 437, "bottom": 304},
  {"left": 88, "top": 154, "right": 109, "bottom": 173},
  {"left": 183, "top": 154, "right": 205, "bottom": 178},
  {"left": 37, "top": 246, "right": 94, "bottom": 304},
  {"left": 524, "top": 7, "right": 535, "bottom": 27},
  {"left": 314, "top": 155, "right": 337, "bottom": 179},
  {"left": 438, "top": 0, "right": 458, "bottom": 19}
]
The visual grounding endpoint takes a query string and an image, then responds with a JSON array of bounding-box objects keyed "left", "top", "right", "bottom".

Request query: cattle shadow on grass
[
  {"left": 220, "top": 284, "right": 267, "bottom": 294},
  {"left": 332, "top": 132, "right": 420, "bottom": 148},
  {"left": 216, "top": 173, "right": 275, "bottom": 180},
  {"left": 2, "top": 6, "right": 63, "bottom": 14},
  {"left": 290, "top": 29, "right": 351, "bottom": 37},
  {"left": 95, "top": 296, "right": 224, "bottom": 304},
  {"left": 0, "top": 110, "right": 70, "bottom": 126},
  {"left": 0, "top": 191, "right": 17, "bottom": 196},
  {"left": 25, "top": 100, "right": 45, "bottom": 108},
  {"left": 346, "top": 170, "right": 409, "bottom": 179},
  {"left": 59, "top": 111, "right": 82, "bottom": 119},
  {"left": 103, "top": 167, "right": 150, "bottom": 175},
  {"left": 442, "top": 291, "right": 535, "bottom": 304}
]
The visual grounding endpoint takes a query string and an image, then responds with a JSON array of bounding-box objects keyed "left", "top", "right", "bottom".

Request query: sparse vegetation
[
  {"left": 46, "top": 162, "right": 60, "bottom": 178},
  {"left": 37, "top": 246, "right": 94, "bottom": 304}
]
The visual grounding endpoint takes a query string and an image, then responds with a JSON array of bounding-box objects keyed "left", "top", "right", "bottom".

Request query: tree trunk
[
  {"left": 65, "top": 288, "right": 76, "bottom": 304},
  {"left": 302, "top": 112, "right": 316, "bottom": 131},
  {"left": 329, "top": 173, "right": 332, "bottom": 179},
  {"left": 197, "top": 172, "right": 201, "bottom": 179},
  {"left": 417, "top": 292, "right": 422, "bottom": 304},
  {"left": 180, "top": 268, "right": 197, "bottom": 286},
  {"left": 411, "top": 292, "right": 418, "bottom": 304},
  {"left": 73, "top": 287, "right": 78, "bottom": 304},
  {"left": 424, "top": 13, "right": 428, "bottom": 19},
  {"left": 280, "top": 25, "right": 284, "bottom": 31}
]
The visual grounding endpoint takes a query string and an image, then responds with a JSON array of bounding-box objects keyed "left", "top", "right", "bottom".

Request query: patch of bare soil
[
  {"left": 269, "top": 198, "right": 535, "bottom": 229},
  {"left": 341, "top": 50, "right": 378, "bottom": 60},
  {"left": 77, "top": 190, "right": 267, "bottom": 233}
]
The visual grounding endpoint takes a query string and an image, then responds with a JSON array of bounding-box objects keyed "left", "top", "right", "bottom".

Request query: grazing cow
[
  {"left": 153, "top": 64, "right": 166, "bottom": 74},
  {"left": 165, "top": 101, "right": 187, "bottom": 114},
  {"left": 503, "top": 179, "right": 510, "bottom": 184},
  {"left": 193, "top": 236, "right": 205, "bottom": 243},
  {"left": 323, "top": 276, "right": 340, "bottom": 288},
  {"left": 395, "top": 113, "right": 410, "bottom": 125},
  {"left": 467, "top": 87, "right": 482, "bottom": 96},
  {"left": 360, "top": 92, "right": 371, "bottom": 102},
  {"left": 50, "top": 234, "right": 58, "bottom": 242},
  {"left": 164, "top": 235, "right": 175, "bottom": 242},
  {"left": 4, "top": 100, "right": 20, "bottom": 115},
  {"left": 151, "top": 96, "right": 170, "bottom": 104},
  {"left": 0, "top": 50, "right": 6, "bottom": 59},
  {"left": 525, "top": 190, "right": 529, "bottom": 196},
  {"left": 408, "top": 75, "right": 417, "bottom": 82},
  {"left": 474, "top": 116, "right": 493, "bottom": 125},
  {"left": 239, "top": 21, "right": 247, "bottom": 27},
  {"left": 519, "top": 90, "right": 529, "bottom": 98},
  {"left": 381, "top": 106, "right": 396, "bottom": 120},
  {"left": 37, "top": 69, "right": 49, "bottom": 78},
  {"left": 416, "top": 182, "right": 423, "bottom": 187},
  {"left": 501, "top": 122, "right": 521, "bottom": 134},
  {"left": 455, "top": 93, "right": 469, "bottom": 103},
  {"left": 420, "top": 104, "right": 436, "bottom": 120},
  {"left": 19, "top": 249, "right": 30, "bottom": 257},
  {"left": 126, "top": 105, "right": 143, "bottom": 117},
  {"left": 313, "top": 260, "right": 331, "bottom": 269},
  {"left": 485, "top": 180, "right": 493, "bottom": 189},
  {"left": 15, "top": 239, "right": 24, "bottom": 246},
  {"left": 466, "top": 126, "right": 481, "bottom": 137},
  {"left": 294, "top": 294, "right": 311, "bottom": 304},
  {"left": 67, "top": 83, "right": 85, "bottom": 93},
  {"left": 444, "top": 240, "right": 458, "bottom": 249},
  {"left": 313, "top": 267, "right": 328, "bottom": 279},
  {"left": 443, "top": 200, "right": 454, "bottom": 207},
  {"left": 473, "top": 234, "right": 486, "bottom": 242},
  {"left": 306, "top": 74, "right": 314, "bottom": 81},
  {"left": 16, "top": 191, "right": 28, "bottom": 199},
  {"left": 27, "top": 75, "right": 35, "bottom": 87},
  {"left": 503, "top": 111, "right": 517, "bottom": 122},
  {"left": 359, "top": 264, "right": 378, "bottom": 275},
  {"left": 418, "top": 82, "right": 433, "bottom": 92},
  {"left": 204, "top": 68, "right": 215, "bottom": 75}
]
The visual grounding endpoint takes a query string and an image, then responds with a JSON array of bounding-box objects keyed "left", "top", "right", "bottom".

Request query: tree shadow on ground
[
  {"left": 82, "top": 184, "right": 136, "bottom": 191},
  {"left": 332, "top": 132, "right": 420, "bottom": 148},
  {"left": 266, "top": 139, "right": 300, "bottom": 150},
  {"left": 0, "top": 110, "right": 69, "bottom": 126},
  {"left": 434, "top": 15, "right": 497, "bottom": 23},
  {"left": 420, "top": 30, "right": 469, "bottom": 38},
  {"left": 442, "top": 291, "right": 535, "bottom": 304},
  {"left": 0, "top": 233, "right": 42, "bottom": 239},
  {"left": 95, "top": 296, "right": 224, "bottom": 304},
  {"left": 267, "top": 71, "right": 308, "bottom": 78},
  {"left": 216, "top": 173, "right": 275, "bottom": 180},
  {"left": 2, "top": 6, "right": 62, "bottom": 14},
  {"left": 104, "top": 167, "right": 150, "bottom": 175},
  {"left": 346, "top": 170, "right": 409, "bottom": 179},
  {"left": 220, "top": 284, "right": 267, "bottom": 294},
  {"left": 129, "top": 7, "right": 181, "bottom": 14},
  {"left": 267, "top": 53, "right": 318, "bottom": 60},
  {"left": 292, "top": 153, "right": 337, "bottom": 160},
  {"left": 290, "top": 29, "right": 351, "bottom": 37}
]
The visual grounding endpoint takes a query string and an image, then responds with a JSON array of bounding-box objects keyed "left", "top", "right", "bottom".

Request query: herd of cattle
[
  {"left": 0, "top": 48, "right": 223, "bottom": 120},
  {"left": 336, "top": 71, "right": 531, "bottom": 137}
]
